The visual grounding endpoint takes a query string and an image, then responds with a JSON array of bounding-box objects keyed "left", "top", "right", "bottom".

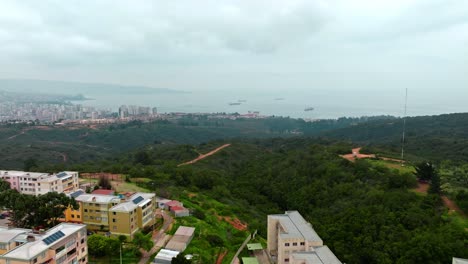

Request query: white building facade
[{"left": 0, "top": 171, "right": 79, "bottom": 195}]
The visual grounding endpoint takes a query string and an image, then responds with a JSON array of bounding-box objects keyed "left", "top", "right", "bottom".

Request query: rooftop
[
  {"left": 0, "top": 171, "right": 48, "bottom": 179},
  {"left": 453, "top": 258, "right": 468, "bottom": 264},
  {"left": 171, "top": 206, "right": 187, "bottom": 212},
  {"left": 67, "top": 189, "right": 85, "bottom": 198},
  {"left": 165, "top": 200, "right": 182, "bottom": 207},
  {"left": 241, "top": 257, "right": 260, "bottom": 264},
  {"left": 174, "top": 226, "right": 195, "bottom": 237},
  {"left": 110, "top": 202, "right": 138, "bottom": 212},
  {"left": 270, "top": 211, "right": 322, "bottom": 243},
  {"left": 91, "top": 189, "right": 115, "bottom": 196},
  {"left": 0, "top": 228, "right": 31, "bottom": 243},
  {"left": 2, "top": 223, "right": 86, "bottom": 260},
  {"left": 292, "top": 246, "right": 342, "bottom": 264},
  {"left": 75, "top": 194, "right": 120, "bottom": 204},
  {"left": 154, "top": 249, "right": 180, "bottom": 261},
  {"left": 247, "top": 243, "right": 263, "bottom": 250}
]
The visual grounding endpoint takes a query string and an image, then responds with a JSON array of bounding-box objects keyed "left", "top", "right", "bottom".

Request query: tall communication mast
[{"left": 401, "top": 88, "right": 408, "bottom": 163}]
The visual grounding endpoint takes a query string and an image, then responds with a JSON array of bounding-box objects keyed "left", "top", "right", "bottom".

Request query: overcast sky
[{"left": 0, "top": 0, "right": 467, "bottom": 93}]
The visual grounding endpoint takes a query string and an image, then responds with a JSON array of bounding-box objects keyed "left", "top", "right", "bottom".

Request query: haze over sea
[{"left": 76, "top": 88, "right": 467, "bottom": 119}]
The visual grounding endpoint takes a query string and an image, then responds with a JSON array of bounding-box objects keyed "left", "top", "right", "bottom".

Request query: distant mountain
[
  {"left": 0, "top": 89, "right": 86, "bottom": 103},
  {"left": 0, "top": 79, "right": 186, "bottom": 96}
]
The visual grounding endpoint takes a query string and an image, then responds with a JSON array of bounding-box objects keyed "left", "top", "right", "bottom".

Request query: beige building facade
[
  {"left": 0, "top": 223, "right": 87, "bottom": 264},
  {"left": 268, "top": 211, "right": 341, "bottom": 264}
]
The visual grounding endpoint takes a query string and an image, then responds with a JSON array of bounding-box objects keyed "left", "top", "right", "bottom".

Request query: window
[
  {"left": 285, "top": 243, "right": 290, "bottom": 247},
  {"left": 0, "top": 243, "right": 6, "bottom": 249},
  {"left": 113, "top": 226, "right": 117, "bottom": 230},
  {"left": 285, "top": 258, "right": 289, "bottom": 262},
  {"left": 81, "top": 238, "right": 85, "bottom": 244},
  {"left": 112, "top": 218, "right": 116, "bottom": 223},
  {"left": 71, "top": 214, "right": 75, "bottom": 218},
  {"left": 113, "top": 212, "right": 116, "bottom": 215},
  {"left": 300, "top": 242, "right": 305, "bottom": 246},
  {"left": 77, "top": 215, "right": 80, "bottom": 219},
  {"left": 293, "top": 242, "right": 297, "bottom": 246},
  {"left": 84, "top": 209, "right": 88, "bottom": 212}
]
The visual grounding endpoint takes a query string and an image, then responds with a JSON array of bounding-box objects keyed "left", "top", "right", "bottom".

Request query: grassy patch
[
  {"left": 441, "top": 211, "right": 468, "bottom": 229},
  {"left": 368, "top": 159, "right": 415, "bottom": 174}
]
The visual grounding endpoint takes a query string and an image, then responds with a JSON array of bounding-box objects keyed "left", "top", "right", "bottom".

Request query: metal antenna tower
[{"left": 401, "top": 88, "right": 408, "bottom": 163}]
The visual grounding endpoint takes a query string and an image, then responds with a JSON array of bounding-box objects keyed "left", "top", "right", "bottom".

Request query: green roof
[
  {"left": 247, "top": 243, "right": 263, "bottom": 250},
  {"left": 241, "top": 257, "right": 259, "bottom": 264}
]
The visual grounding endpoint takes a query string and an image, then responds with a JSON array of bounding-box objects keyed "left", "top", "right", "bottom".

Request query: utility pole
[
  {"left": 120, "top": 242, "right": 123, "bottom": 264},
  {"left": 401, "top": 88, "right": 408, "bottom": 164}
]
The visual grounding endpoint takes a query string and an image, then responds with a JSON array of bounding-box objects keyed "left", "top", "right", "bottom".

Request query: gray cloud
[{"left": 0, "top": 0, "right": 466, "bottom": 92}]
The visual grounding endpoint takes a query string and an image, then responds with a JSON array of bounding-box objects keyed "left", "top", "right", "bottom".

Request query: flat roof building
[
  {"left": 268, "top": 211, "right": 341, "bottom": 264},
  {"left": 0, "top": 170, "right": 79, "bottom": 195},
  {"left": 165, "top": 226, "right": 195, "bottom": 252},
  {"left": 0, "top": 223, "right": 87, "bottom": 264}
]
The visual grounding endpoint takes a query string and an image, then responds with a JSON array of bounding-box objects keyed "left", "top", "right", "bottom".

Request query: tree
[
  {"left": 23, "top": 158, "right": 38, "bottom": 171},
  {"left": 172, "top": 253, "right": 192, "bottom": 264},
  {"left": 87, "top": 235, "right": 110, "bottom": 257},
  {"left": 414, "top": 162, "right": 436, "bottom": 181},
  {"left": 98, "top": 175, "right": 112, "bottom": 190},
  {"left": 429, "top": 172, "right": 441, "bottom": 194},
  {"left": 0, "top": 190, "right": 77, "bottom": 228},
  {"left": 134, "top": 150, "right": 152, "bottom": 165},
  {"left": 132, "top": 232, "right": 153, "bottom": 251},
  {"left": 0, "top": 179, "right": 10, "bottom": 192}
]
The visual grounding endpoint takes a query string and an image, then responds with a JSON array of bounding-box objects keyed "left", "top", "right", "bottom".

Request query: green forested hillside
[
  {"left": 47, "top": 138, "right": 467, "bottom": 263},
  {"left": 323, "top": 113, "right": 468, "bottom": 162},
  {"left": 0, "top": 116, "right": 388, "bottom": 169}
]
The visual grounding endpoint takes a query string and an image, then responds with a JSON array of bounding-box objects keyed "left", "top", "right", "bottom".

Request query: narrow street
[{"left": 138, "top": 210, "right": 174, "bottom": 264}]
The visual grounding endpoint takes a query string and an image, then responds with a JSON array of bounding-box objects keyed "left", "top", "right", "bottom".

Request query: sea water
[{"left": 74, "top": 89, "right": 468, "bottom": 119}]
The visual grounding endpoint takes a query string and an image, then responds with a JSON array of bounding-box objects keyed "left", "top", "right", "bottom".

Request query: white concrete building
[
  {"left": 268, "top": 211, "right": 341, "bottom": 264},
  {"left": 0, "top": 223, "right": 87, "bottom": 264},
  {"left": 0, "top": 171, "right": 79, "bottom": 195}
]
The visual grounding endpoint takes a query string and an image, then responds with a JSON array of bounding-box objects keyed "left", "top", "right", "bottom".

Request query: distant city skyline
[{"left": 0, "top": 0, "right": 467, "bottom": 94}]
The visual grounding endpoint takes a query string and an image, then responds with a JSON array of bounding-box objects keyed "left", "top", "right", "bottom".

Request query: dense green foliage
[
  {"left": 0, "top": 116, "right": 391, "bottom": 169},
  {"left": 69, "top": 138, "right": 467, "bottom": 263},
  {"left": 2, "top": 113, "right": 468, "bottom": 262},
  {"left": 324, "top": 113, "right": 468, "bottom": 163},
  {"left": 0, "top": 190, "right": 78, "bottom": 228}
]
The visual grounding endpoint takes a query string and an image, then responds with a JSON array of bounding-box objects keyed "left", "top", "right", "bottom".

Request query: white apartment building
[
  {"left": 0, "top": 223, "right": 88, "bottom": 264},
  {"left": 268, "top": 211, "right": 341, "bottom": 264},
  {"left": 0, "top": 171, "right": 79, "bottom": 195}
]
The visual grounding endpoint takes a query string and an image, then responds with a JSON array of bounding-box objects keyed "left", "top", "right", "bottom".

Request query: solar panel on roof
[
  {"left": 56, "top": 172, "right": 68, "bottom": 178},
  {"left": 132, "top": 196, "right": 144, "bottom": 204},
  {"left": 42, "top": 230, "right": 65, "bottom": 245},
  {"left": 70, "top": 190, "right": 84, "bottom": 198}
]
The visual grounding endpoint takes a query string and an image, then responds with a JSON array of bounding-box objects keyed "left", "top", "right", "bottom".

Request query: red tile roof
[
  {"left": 166, "top": 200, "right": 182, "bottom": 207},
  {"left": 91, "top": 189, "right": 115, "bottom": 195},
  {"left": 171, "top": 206, "right": 187, "bottom": 211}
]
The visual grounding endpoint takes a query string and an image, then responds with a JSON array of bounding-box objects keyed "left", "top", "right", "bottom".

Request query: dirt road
[{"left": 178, "top": 144, "right": 231, "bottom": 166}]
